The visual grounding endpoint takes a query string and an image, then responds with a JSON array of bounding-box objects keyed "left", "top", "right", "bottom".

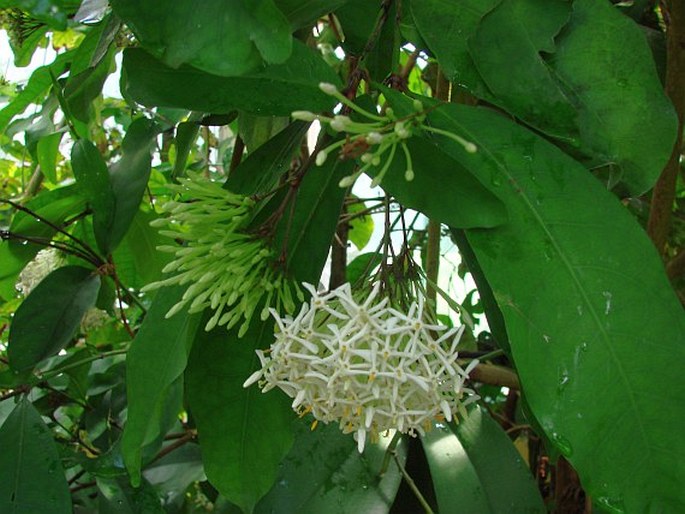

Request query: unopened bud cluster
[
  {"left": 292, "top": 83, "right": 478, "bottom": 188},
  {"left": 143, "top": 175, "right": 302, "bottom": 336},
  {"left": 244, "top": 282, "right": 479, "bottom": 452}
]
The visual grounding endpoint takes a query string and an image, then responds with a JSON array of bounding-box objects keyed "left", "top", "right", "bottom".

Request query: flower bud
[
  {"left": 319, "top": 82, "right": 339, "bottom": 95},
  {"left": 291, "top": 110, "right": 318, "bottom": 121}
]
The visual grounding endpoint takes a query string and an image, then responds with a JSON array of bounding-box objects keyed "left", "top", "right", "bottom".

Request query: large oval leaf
[
  {"left": 122, "top": 42, "right": 340, "bottom": 117},
  {"left": 185, "top": 320, "right": 294, "bottom": 513},
  {"left": 9, "top": 265, "right": 101, "bottom": 372},
  {"left": 422, "top": 407, "right": 545, "bottom": 514},
  {"left": 121, "top": 286, "right": 201, "bottom": 486},
  {"left": 111, "top": 0, "right": 292, "bottom": 76},
  {"left": 256, "top": 421, "right": 407, "bottom": 514},
  {"left": 425, "top": 103, "right": 685, "bottom": 513},
  {"left": 0, "top": 397, "right": 71, "bottom": 514}
]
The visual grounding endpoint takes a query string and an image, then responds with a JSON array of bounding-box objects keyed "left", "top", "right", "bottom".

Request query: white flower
[{"left": 244, "top": 282, "right": 479, "bottom": 452}]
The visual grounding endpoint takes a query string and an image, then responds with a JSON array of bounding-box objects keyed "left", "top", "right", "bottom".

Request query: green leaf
[
  {"left": 347, "top": 199, "right": 374, "bottom": 251},
  {"left": 122, "top": 42, "right": 340, "bottom": 117},
  {"left": 429, "top": 103, "right": 685, "bottom": 513},
  {"left": 0, "top": 186, "right": 86, "bottom": 300},
  {"left": 122, "top": 286, "right": 201, "bottom": 486},
  {"left": 469, "top": 0, "right": 677, "bottom": 195},
  {"left": 274, "top": 0, "right": 349, "bottom": 29},
  {"left": 185, "top": 320, "right": 295, "bottom": 513},
  {"left": 96, "top": 476, "right": 164, "bottom": 514},
  {"left": 0, "top": 50, "right": 72, "bottom": 133},
  {"left": 410, "top": 0, "right": 498, "bottom": 96},
  {"left": 171, "top": 121, "right": 200, "bottom": 178},
  {"left": 377, "top": 135, "right": 507, "bottom": 229},
  {"left": 142, "top": 443, "right": 205, "bottom": 507},
  {"left": 8, "top": 265, "right": 101, "bottom": 371},
  {"left": 0, "top": 397, "right": 71, "bottom": 514},
  {"left": 35, "top": 131, "right": 63, "bottom": 183},
  {"left": 422, "top": 407, "right": 545, "bottom": 514},
  {"left": 346, "top": 252, "right": 381, "bottom": 284},
  {"left": 469, "top": 0, "right": 576, "bottom": 140},
  {"left": 238, "top": 113, "right": 289, "bottom": 153},
  {"left": 71, "top": 139, "right": 115, "bottom": 256},
  {"left": 64, "top": 45, "right": 116, "bottom": 123},
  {"left": 110, "top": 0, "right": 292, "bottom": 76},
  {"left": 255, "top": 422, "right": 407, "bottom": 514},
  {"left": 106, "top": 117, "right": 159, "bottom": 254},
  {"left": 0, "top": 0, "right": 81, "bottom": 30}
]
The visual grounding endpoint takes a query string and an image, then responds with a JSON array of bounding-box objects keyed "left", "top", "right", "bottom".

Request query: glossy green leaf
[
  {"left": 410, "top": 0, "right": 498, "bottom": 94},
  {"left": 377, "top": 135, "right": 507, "bottom": 229},
  {"left": 185, "top": 320, "right": 294, "bottom": 513},
  {"left": 143, "top": 443, "right": 205, "bottom": 507},
  {"left": 8, "top": 265, "right": 101, "bottom": 371},
  {"left": 469, "top": 0, "right": 677, "bottom": 195},
  {"left": 347, "top": 200, "right": 374, "bottom": 251},
  {"left": 0, "top": 397, "right": 71, "bottom": 514},
  {"left": 71, "top": 139, "right": 115, "bottom": 256},
  {"left": 122, "top": 43, "right": 340, "bottom": 117},
  {"left": 422, "top": 408, "right": 545, "bottom": 514},
  {"left": 256, "top": 422, "right": 407, "bottom": 514},
  {"left": 122, "top": 286, "right": 201, "bottom": 486},
  {"left": 0, "top": 51, "right": 72, "bottom": 133},
  {"left": 106, "top": 117, "right": 159, "bottom": 254},
  {"left": 346, "top": 252, "right": 381, "bottom": 285},
  {"left": 64, "top": 45, "right": 116, "bottom": 123},
  {"left": 238, "top": 113, "right": 289, "bottom": 152},
  {"left": 428, "top": 103, "right": 685, "bottom": 513},
  {"left": 274, "top": 0, "right": 349, "bottom": 29},
  {"left": 111, "top": 0, "right": 292, "bottom": 76},
  {"left": 469, "top": 0, "right": 576, "bottom": 140},
  {"left": 171, "top": 121, "right": 200, "bottom": 178},
  {"left": 0, "top": 186, "right": 85, "bottom": 300},
  {"left": 35, "top": 131, "right": 63, "bottom": 183}
]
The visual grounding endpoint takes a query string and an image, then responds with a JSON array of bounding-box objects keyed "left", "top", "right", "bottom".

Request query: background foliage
[{"left": 0, "top": 1, "right": 684, "bottom": 513}]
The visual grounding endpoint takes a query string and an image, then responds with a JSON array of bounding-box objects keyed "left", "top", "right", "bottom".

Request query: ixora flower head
[
  {"left": 243, "top": 282, "right": 479, "bottom": 452},
  {"left": 292, "top": 83, "right": 478, "bottom": 188},
  {"left": 142, "top": 175, "right": 302, "bottom": 336}
]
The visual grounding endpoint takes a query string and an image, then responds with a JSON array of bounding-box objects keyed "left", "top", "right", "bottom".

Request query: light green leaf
[
  {"left": 122, "top": 43, "right": 340, "bottom": 117},
  {"left": 256, "top": 422, "right": 407, "bottom": 514},
  {"left": 0, "top": 397, "right": 71, "bottom": 513},
  {"left": 429, "top": 103, "right": 685, "bottom": 513},
  {"left": 8, "top": 265, "right": 101, "bottom": 371},
  {"left": 121, "top": 286, "right": 201, "bottom": 486},
  {"left": 0, "top": 50, "right": 72, "bottom": 133},
  {"left": 422, "top": 407, "right": 545, "bottom": 514},
  {"left": 347, "top": 199, "right": 374, "bottom": 251},
  {"left": 35, "top": 131, "right": 63, "bottom": 183},
  {"left": 185, "top": 320, "right": 295, "bottom": 513},
  {"left": 110, "top": 0, "right": 292, "bottom": 76}
]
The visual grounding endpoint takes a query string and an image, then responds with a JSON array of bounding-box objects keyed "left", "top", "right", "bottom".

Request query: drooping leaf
[
  {"left": 468, "top": 0, "right": 677, "bottom": 195},
  {"left": 185, "top": 320, "right": 294, "bottom": 513},
  {"left": 0, "top": 50, "right": 72, "bottom": 132},
  {"left": 35, "top": 131, "right": 63, "bottom": 183},
  {"left": 427, "top": 103, "right": 685, "bottom": 513},
  {"left": 410, "top": 0, "right": 498, "bottom": 95},
  {"left": 122, "top": 42, "right": 340, "bottom": 117},
  {"left": 71, "top": 139, "right": 115, "bottom": 256},
  {"left": 422, "top": 407, "right": 545, "bottom": 514},
  {"left": 255, "top": 421, "right": 407, "bottom": 514},
  {"left": 110, "top": 0, "right": 292, "bottom": 76},
  {"left": 121, "top": 286, "right": 201, "bottom": 486},
  {"left": 0, "top": 397, "right": 71, "bottom": 514},
  {"left": 0, "top": 185, "right": 85, "bottom": 300},
  {"left": 8, "top": 265, "right": 101, "bottom": 371},
  {"left": 106, "top": 117, "right": 159, "bottom": 254},
  {"left": 469, "top": 0, "right": 576, "bottom": 140}
]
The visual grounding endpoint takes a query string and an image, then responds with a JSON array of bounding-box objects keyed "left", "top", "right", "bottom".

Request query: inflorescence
[
  {"left": 292, "top": 82, "right": 477, "bottom": 188},
  {"left": 143, "top": 175, "right": 302, "bottom": 336},
  {"left": 244, "top": 282, "right": 479, "bottom": 452}
]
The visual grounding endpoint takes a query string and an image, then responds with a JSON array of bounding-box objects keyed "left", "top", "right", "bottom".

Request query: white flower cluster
[
  {"left": 244, "top": 282, "right": 479, "bottom": 452},
  {"left": 16, "top": 248, "right": 64, "bottom": 296},
  {"left": 143, "top": 175, "right": 301, "bottom": 336}
]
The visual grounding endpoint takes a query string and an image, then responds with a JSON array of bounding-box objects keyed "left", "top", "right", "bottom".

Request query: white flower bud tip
[
  {"left": 291, "top": 110, "right": 318, "bottom": 122},
  {"left": 366, "top": 132, "right": 383, "bottom": 145},
  {"left": 404, "top": 169, "right": 415, "bottom": 181},
  {"left": 319, "top": 82, "right": 339, "bottom": 95},
  {"left": 465, "top": 142, "right": 478, "bottom": 153},
  {"left": 330, "top": 115, "right": 351, "bottom": 132},
  {"left": 315, "top": 151, "right": 328, "bottom": 166},
  {"left": 339, "top": 175, "right": 356, "bottom": 188}
]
